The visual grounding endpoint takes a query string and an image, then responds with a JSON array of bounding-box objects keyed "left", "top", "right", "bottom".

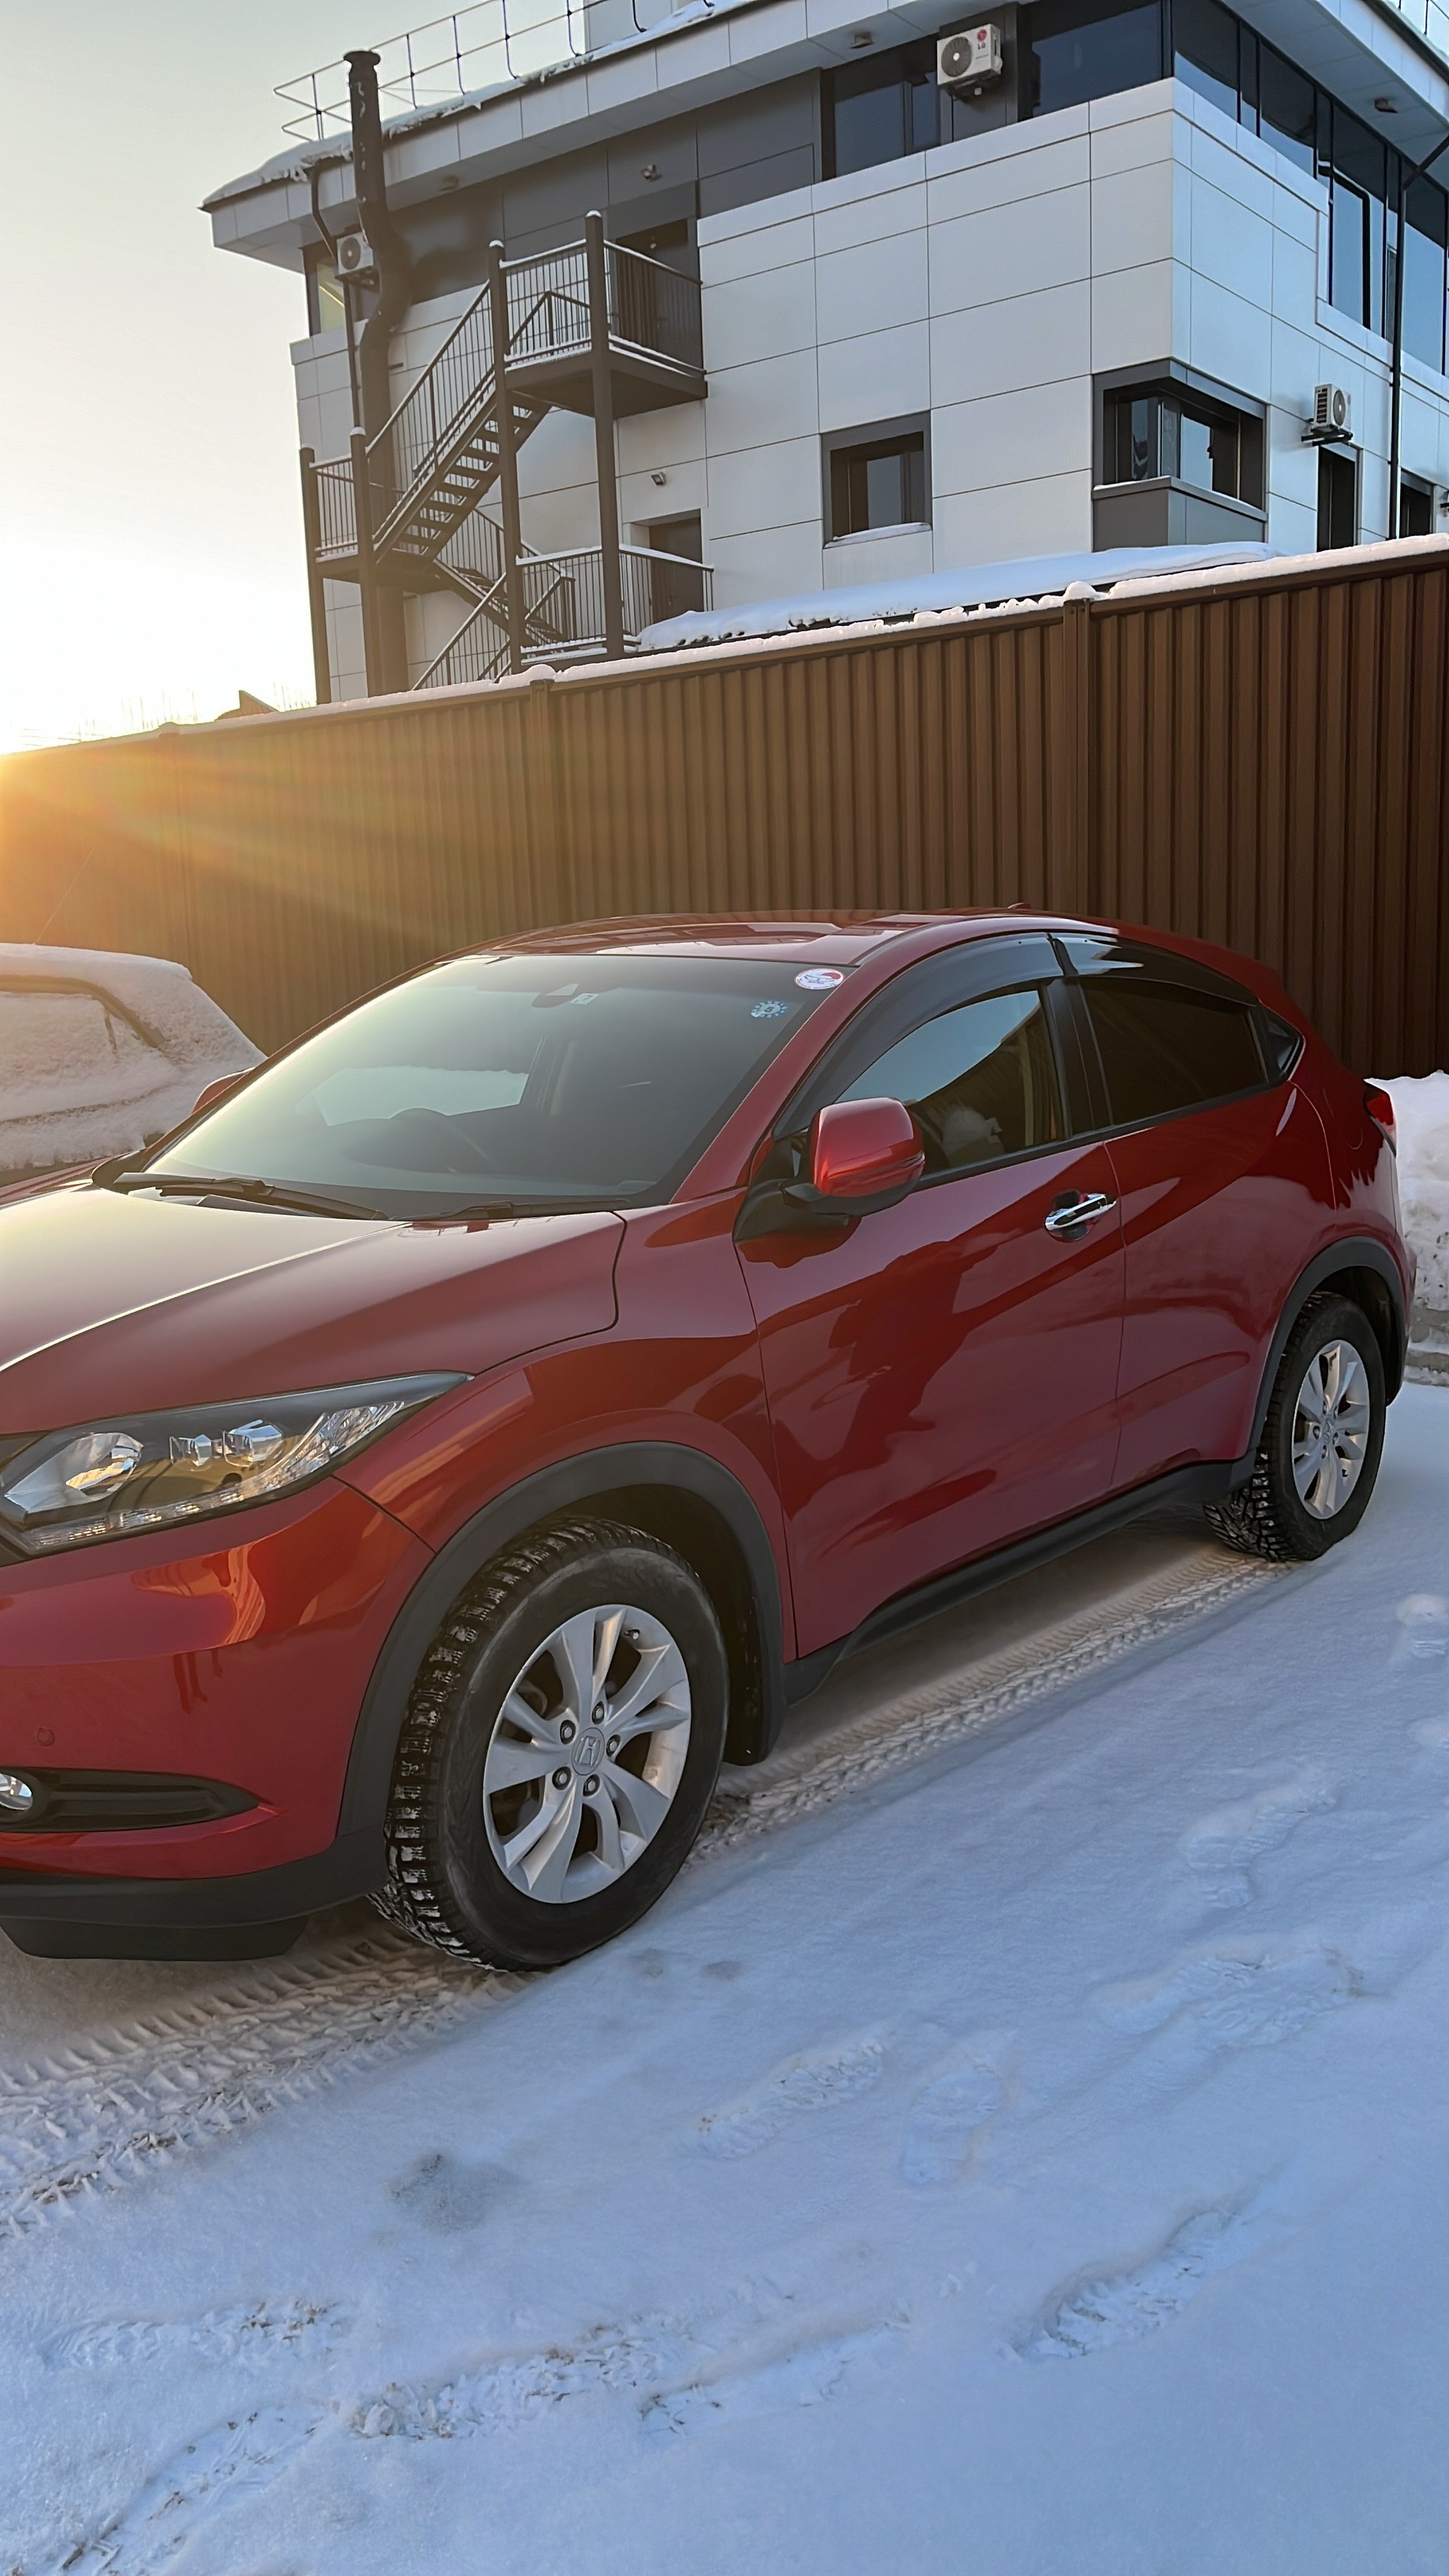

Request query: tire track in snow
[{"left": 0, "top": 1544, "right": 1279, "bottom": 2239}]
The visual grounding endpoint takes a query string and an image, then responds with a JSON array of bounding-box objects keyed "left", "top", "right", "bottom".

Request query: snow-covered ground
[
  {"left": 4, "top": 1385, "right": 1449, "bottom": 2574},
  {"left": 1384, "top": 1070, "right": 1449, "bottom": 1328}
]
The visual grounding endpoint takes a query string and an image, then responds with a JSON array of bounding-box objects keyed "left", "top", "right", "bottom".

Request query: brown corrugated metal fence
[{"left": 2, "top": 545, "right": 1446, "bottom": 1071}]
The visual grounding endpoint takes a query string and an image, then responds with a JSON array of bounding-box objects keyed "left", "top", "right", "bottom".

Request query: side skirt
[{"left": 781, "top": 1457, "right": 1246, "bottom": 1710}]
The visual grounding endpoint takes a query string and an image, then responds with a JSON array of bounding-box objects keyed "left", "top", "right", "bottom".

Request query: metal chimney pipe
[{"left": 346, "top": 48, "right": 411, "bottom": 692}]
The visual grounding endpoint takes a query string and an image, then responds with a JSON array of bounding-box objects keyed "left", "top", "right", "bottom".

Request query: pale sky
[{"left": 1, "top": 1, "right": 382, "bottom": 750}]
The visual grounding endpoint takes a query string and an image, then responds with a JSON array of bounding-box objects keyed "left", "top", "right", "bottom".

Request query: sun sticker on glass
[
  {"left": 795, "top": 968, "right": 844, "bottom": 990},
  {"left": 751, "top": 999, "right": 789, "bottom": 1019}
]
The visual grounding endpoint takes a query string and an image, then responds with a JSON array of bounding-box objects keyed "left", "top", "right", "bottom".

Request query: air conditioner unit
[
  {"left": 334, "top": 230, "right": 378, "bottom": 284},
  {"left": 1303, "top": 382, "right": 1352, "bottom": 442},
  {"left": 938, "top": 23, "right": 1004, "bottom": 89}
]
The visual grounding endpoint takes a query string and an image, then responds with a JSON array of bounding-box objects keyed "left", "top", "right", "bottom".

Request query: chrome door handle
[{"left": 1044, "top": 1190, "right": 1117, "bottom": 1238}]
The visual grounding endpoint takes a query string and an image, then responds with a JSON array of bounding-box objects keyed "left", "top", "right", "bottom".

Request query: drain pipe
[
  {"left": 1389, "top": 132, "right": 1449, "bottom": 540},
  {"left": 346, "top": 48, "right": 412, "bottom": 692}
]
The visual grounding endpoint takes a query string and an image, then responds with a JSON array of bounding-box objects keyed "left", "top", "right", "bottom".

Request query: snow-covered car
[{"left": 0, "top": 946, "right": 260, "bottom": 1186}]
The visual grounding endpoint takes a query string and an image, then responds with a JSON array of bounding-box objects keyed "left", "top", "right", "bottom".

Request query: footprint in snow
[
  {"left": 46, "top": 2297, "right": 349, "bottom": 2372},
  {"left": 1018, "top": 2179, "right": 1300, "bottom": 2362},
  {"left": 1395, "top": 1593, "right": 1449, "bottom": 1661},
  {"left": 901, "top": 2042, "right": 1006, "bottom": 2187},
  {"left": 697, "top": 2036, "right": 888, "bottom": 2160},
  {"left": 641, "top": 2322, "right": 903, "bottom": 2441},
  {"left": 1094, "top": 1940, "right": 1358, "bottom": 2085},
  {"left": 1177, "top": 1770, "right": 1337, "bottom": 1910}
]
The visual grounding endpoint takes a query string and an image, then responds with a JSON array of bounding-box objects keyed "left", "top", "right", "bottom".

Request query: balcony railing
[
  {"left": 418, "top": 543, "right": 712, "bottom": 688},
  {"left": 504, "top": 241, "right": 703, "bottom": 374},
  {"left": 277, "top": 0, "right": 736, "bottom": 140}
]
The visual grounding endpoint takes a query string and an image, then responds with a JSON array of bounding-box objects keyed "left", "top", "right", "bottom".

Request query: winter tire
[
  {"left": 374, "top": 1517, "right": 728, "bottom": 1967},
  {"left": 1204, "top": 1290, "right": 1386, "bottom": 1563}
]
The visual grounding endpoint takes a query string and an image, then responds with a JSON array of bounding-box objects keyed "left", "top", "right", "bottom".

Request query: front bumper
[
  {"left": 0, "top": 1478, "right": 431, "bottom": 1946},
  {"left": 0, "top": 1829, "right": 384, "bottom": 1957}
]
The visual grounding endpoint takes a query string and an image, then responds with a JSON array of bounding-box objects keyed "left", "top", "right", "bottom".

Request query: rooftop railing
[{"left": 276, "top": 0, "right": 724, "bottom": 140}]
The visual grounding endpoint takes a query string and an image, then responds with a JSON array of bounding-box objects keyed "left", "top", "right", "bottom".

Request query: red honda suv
[{"left": 0, "top": 913, "right": 1411, "bottom": 1965}]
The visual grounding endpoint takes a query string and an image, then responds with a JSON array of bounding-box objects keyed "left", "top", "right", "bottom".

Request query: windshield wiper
[{"left": 102, "top": 1171, "right": 390, "bottom": 1222}]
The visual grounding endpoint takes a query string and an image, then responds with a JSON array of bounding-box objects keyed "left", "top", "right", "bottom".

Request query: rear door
[
  {"left": 1060, "top": 934, "right": 1334, "bottom": 1487},
  {"left": 734, "top": 937, "right": 1126, "bottom": 1659}
]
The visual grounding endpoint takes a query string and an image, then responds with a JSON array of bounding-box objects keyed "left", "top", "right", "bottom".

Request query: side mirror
[
  {"left": 734, "top": 1096, "right": 925, "bottom": 1242},
  {"left": 802, "top": 1097, "right": 925, "bottom": 1214},
  {"left": 192, "top": 1072, "right": 245, "bottom": 1118}
]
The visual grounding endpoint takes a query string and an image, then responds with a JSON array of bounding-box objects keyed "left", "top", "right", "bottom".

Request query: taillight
[{"left": 1364, "top": 1082, "right": 1397, "bottom": 1150}]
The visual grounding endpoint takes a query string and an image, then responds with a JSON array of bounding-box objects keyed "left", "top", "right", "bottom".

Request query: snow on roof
[
  {"left": 638, "top": 543, "right": 1284, "bottom": 654},
  {"left": 0, "top": 946, "right": 260, "bottom": 1069}
]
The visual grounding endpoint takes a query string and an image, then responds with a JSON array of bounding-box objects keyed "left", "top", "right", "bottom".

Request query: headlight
[{"left": 0, "top": 1375, "right": 465, "bottom": 1557}]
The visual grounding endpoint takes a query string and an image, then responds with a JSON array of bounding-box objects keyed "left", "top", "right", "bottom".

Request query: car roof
[{"left": 485, "top": 910, "right": 1056, "bottom": 967}]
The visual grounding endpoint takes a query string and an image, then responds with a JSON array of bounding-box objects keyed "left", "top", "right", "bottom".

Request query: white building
[{"left": 207, "top": 0, "right": 1449, "bottom": 701}]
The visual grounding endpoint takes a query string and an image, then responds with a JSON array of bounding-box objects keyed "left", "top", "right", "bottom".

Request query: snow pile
[{"left": 1381, "top": 1070, "right": 1449, "bottom": 1319}]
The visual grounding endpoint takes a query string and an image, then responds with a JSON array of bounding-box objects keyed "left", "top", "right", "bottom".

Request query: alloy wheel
[
  {"left": 481, "top": 1602, "right": 692, "bottom": 1904},
  {"left": 1291, "top": 1338, "right": 1371, "bottom": 1519}
]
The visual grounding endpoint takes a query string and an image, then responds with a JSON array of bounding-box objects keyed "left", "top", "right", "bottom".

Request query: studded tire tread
[
  {"left": 373, "top": 1516, "right": 725, "bottom": 1967},
  {"left": 1204, "top": 1289, "right": 1385, "bottom": 1565}
]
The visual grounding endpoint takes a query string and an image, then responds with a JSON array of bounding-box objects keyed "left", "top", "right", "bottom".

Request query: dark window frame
[
  {"left": 1050, "top": 934, "right": 1276, "bottom": 1141},
  {"left": 822, "top": 40, "right": 940, "bottom": 181},
  {"left": 1094, "top": 362, "right": 1266, "bottom": 521},
  {"left": 822, "top": 414, "right": 932, "bottom": 542},
  {"left": 1398, "top": 472, "right": 1437, "bottom": 537},
  {"left": 1317, "top": 442, "right": 1359, "bottom": 549}
]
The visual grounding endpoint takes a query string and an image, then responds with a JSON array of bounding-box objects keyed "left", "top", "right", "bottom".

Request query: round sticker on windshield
[{"left": 795, "top": 967, "right": 844, "bottom": 990}]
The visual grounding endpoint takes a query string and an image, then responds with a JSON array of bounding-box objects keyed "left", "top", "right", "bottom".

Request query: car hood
[{"left": 0, "top": 1183, "right": 622, "bottom": 1432}]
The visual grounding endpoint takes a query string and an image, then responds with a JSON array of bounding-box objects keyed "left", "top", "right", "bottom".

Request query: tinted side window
[
  {"left": 1082, "top": 982, "right": 1265, "bottom": 1125},
  {"left": 840, "top": 988, "right": 1063, "bottom": 1172}
]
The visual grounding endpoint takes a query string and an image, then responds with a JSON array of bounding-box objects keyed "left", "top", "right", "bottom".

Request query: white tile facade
[{"left": 288, "top": 63, "right": 1449, "bottom": 695}]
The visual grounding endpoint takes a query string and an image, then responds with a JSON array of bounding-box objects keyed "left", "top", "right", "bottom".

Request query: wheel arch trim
[
  {"left": 339, "top": 1442, "right": 789, "bottom": 1843},
  {"left": 1244, "top": 1236, "right": 1407, "bottom": 1468}
]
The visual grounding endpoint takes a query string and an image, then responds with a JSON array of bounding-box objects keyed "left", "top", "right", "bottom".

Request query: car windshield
[{"left": 140, "top": 953, "right": 841, "bottom": 1217}]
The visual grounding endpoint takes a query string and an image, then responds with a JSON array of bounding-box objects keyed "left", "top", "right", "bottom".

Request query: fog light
[{"left": 0, "top": 1771, "right": 36, "bottom": 1816}]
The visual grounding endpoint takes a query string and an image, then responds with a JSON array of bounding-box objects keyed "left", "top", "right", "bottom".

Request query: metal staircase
[{"left": 300, "top": 220, "right": 709, "bottom": 696}]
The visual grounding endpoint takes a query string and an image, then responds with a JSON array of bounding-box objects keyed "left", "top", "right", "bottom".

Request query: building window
[
  {"left": 824, "top": 420, "right": 930, "bottom": 540},
  {"left": 1251, "top": 44, "right": 1315, "bottom": 172},
  {"left": 823, "top": 44, "right": 938, "bottom": 179},
  {"left": 1318, "top": 448, "right": 1358, "bottom": 550},
  {"left": 1402, "top": 179, "right": 1449, "bottom": 376},
  {"left": 1104, "top": 380, "right": 1263, "bottom": 507},
  {"left": 1173, "top": 0, "right": 1240, "bottom": 122},
  {"left": 1399, "top": 476, "right": 1436, "bottom": 538},
  {"left": 1028, "top": 0, "right": 1161, "bottom": 115},
  {"left": 305, "top": 249, "right": 346, "bottom": 337}
]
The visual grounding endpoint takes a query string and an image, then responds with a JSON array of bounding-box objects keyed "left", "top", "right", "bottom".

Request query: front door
[{"left": 735, "top": 954, "right": 1125, "bottom": 1659}]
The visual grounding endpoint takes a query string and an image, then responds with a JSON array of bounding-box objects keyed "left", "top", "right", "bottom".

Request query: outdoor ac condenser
[
  {"left": 1304, "top": 383, "right": 1352, "bottom": 442},
  {"left": 334, "top": 231, "right": 378, "bottom": 285},
  {"left": 938, "top": 23, "right": 1004, "bottom": 88}
]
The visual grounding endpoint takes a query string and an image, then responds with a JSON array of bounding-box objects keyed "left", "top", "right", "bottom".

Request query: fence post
[
  {"left": 585, "top": 211, "right": 626, "bottom": 663},
  {"left": 1056, "top": 590, "right": 1095, "bottom": 915},
  {"left": 488, "top": 239, "right": 528, "bottom": 676},
  {"left": 298, "top": 448, "right": 332, "bottom": 706}
]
